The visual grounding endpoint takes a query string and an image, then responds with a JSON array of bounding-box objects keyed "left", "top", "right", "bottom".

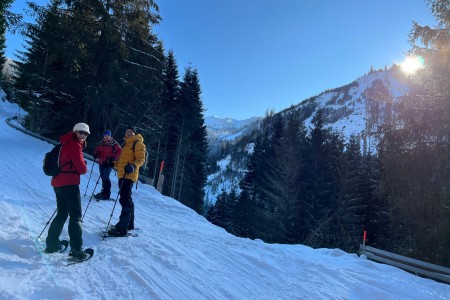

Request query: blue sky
[{"left": 6, "top": 0, "right": 436, "bottom": 120}]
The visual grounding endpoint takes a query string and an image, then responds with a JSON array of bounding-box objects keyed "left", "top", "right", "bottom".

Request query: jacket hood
[
  {"left": 60, "top": 131, "right": 84, "bottom": 146},
  {"left": 60, "top": 131, "right": 75, "bottom": 144},
  {"left": 125, "top": 134, "right": 144, "bottom": 144}
]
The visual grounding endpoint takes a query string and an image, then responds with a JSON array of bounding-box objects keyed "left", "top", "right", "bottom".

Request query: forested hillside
[{"left": 207, "top": 1, "right": 450, "bottom": 267}]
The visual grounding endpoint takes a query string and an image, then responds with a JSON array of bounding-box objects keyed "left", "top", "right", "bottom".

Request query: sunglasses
[{"left": 77, "top": 131, "right": 89, "bottom": 136}]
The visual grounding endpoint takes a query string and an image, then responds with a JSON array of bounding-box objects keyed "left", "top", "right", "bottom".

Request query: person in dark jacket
[
  {"left": 93, "top": 130, "right": 122, "bottom": 200},
  {"left": 107, "top": 125, "right": 146, "bottom": 237},
  {"left": 45, "top": 123, "right": 90, "bottom": 259}
]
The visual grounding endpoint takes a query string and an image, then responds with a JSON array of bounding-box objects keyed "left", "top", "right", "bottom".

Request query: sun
[{"left": 400, "top": 56, "right": 424, "bottom": 75}]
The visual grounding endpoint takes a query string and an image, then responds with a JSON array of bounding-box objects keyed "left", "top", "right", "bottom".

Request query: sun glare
[{"left": 400, "top": 56, "right": 424, "bottom": 75}]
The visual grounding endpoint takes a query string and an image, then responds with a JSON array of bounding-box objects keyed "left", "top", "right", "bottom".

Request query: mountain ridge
[{"left": 204, "top": 68, "right": 411, "bottom": 207}]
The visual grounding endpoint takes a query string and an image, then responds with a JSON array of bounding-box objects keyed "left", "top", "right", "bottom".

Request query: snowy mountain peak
[{"left": 205, "top": 69, "right": 412, "bottom": 206}]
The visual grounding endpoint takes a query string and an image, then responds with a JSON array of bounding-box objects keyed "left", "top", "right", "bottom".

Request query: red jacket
[
  {"left": 51, "top": 131, "right": 88, "bottom": 187},
  {"left": 94, "top": 139, "right": 122, "bottom": 164}
]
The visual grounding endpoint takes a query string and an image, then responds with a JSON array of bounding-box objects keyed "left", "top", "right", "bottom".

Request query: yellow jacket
[{"left": 114, "top": 134, "right": 146, "bottom": 182}]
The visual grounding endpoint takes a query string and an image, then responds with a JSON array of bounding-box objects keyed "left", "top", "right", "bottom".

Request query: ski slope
[{"left": 0, "top": 99, "right": 449, "bottom": 299}]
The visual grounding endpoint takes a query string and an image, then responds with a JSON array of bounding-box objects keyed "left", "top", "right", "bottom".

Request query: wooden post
[
  {"left": 156, "top": 161, "right": 164, "bottom": 193},
  {"left": 156, "top": 175, "right": 164, "bottom": 193}
]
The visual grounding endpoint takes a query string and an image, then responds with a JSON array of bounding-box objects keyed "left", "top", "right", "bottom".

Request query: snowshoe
[
  {"left": 101, "top": 226, "right": 138, "bottom": 238},
  {"left": 69, "top": 249, "right": 88, "bottom": 259},
  {"left": 44, "top": 240, "right": 69, "bottom": 253},
  {"left": 107, "top": 227, "right": 127, "bottom": 237}
]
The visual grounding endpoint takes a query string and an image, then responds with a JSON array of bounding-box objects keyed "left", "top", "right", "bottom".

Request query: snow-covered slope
[
  {"left": 1, "top": 99, "right": 449, "bottom": 299},
  {"left": 204, "top": 116, "right": 261, "bottom": 205},
  {"left": 2, "top": 58, "right": 18, "bottom": 82},
  {"left": 297, "top": 70, "right": 409, "bottom": 139}
]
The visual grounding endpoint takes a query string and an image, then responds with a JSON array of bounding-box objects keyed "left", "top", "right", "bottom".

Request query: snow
[{"left": 0, "top": 98, "right": 449, "bottom": 299}]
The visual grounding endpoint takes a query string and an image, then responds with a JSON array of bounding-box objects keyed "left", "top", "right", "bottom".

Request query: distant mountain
[
  {"left": 1, "top": 58, "right": 18, "bottom": 82},
  {"left": 204, "top": 116, "right": 262, "bottom": 156},
  {"left": 203, "top": 68, "right": 412, "bottom": 210},
  {"left": 203, "top": 116, "right": 262, "bottom": 208}
]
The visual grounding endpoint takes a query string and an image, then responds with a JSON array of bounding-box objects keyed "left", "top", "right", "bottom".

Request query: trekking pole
[
  {"left": 81, "top": 174, "right": 101, "bottom": 222},
  {"left": 83, "top": 160, "right": 95, "bottom": 196},
  {"left": 102, "top": 174, "right": 127, "bottom": 240},
  {"left": 36, "top": 208, "right": 57, "bottom": 241}
]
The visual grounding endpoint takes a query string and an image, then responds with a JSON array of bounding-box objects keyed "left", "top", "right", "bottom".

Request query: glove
[{"left": 124, "top": 163, "right": 135, "bottom": 174}]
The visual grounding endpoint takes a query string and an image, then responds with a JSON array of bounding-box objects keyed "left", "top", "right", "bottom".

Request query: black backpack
[
  {"left": 43, "top": 144, "right": 74, "bottom": 176},
  {"left": 132, "top": 140, "right": 148, "bottom": 171}
]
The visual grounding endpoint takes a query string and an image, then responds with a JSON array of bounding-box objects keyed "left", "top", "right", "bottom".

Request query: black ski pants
[
  {"left": 115, "top": 178, "right": 134, "bottom": 233},
  {"left": 46, "top": 185, "right": 83, "bottom": 251},
  {"left": 99, "top": 164, "right": 112, "bottom": 197}
]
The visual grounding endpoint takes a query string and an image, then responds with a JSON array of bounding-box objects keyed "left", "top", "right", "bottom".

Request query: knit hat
[
  {"left": 73, "top": 123, "right": 90, "bottom": 134},
  {"left": 127, "top": 125, "right": 137, "bottom": 134},
  {"left": 103, "top": 130, "right": 112, "bottom": 136}
]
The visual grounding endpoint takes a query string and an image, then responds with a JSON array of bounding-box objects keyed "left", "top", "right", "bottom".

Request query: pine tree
[
  {"left": 14, "top": 0, "right": 94, "bottom": 137},
  {"left": 159, "top": 50, "right": 181, "bottom": 197},
  {"left": 174, "top": 66, "right": 208, "bottom": 214},
  {"left": 207, "top": 189, "right": 229, "bottom": 229},
  {"left": 0, "top": 0, "right": 20, "bottom": 65},
  {"left": 361, "top": 152, "right": 389, "bottom": 250},
  {"left": 335, "top": 135, "right": 366, "bottom": 252},
  {"left": 302, "top": 109, "right": 344, "bottom": 247},
  {"left": 235, "top": 132, "right": 270, "bottom": 239},
  {"left": 376, "top": 0, "right": 450, "bottom": 266}
]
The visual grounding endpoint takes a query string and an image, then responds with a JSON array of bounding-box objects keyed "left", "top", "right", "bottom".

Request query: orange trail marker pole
[{"left": 362, "top": 230, "right": 367, "bottom": 253}]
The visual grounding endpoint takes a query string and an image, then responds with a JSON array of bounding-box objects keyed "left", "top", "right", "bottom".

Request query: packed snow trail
[{"left": 0, "top": 99, "right": 449, "bottom": 299}]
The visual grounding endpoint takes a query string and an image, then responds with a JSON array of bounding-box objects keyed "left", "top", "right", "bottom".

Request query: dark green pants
[{"left": 46, "top": 185, "right": 83, "bottom": 251}]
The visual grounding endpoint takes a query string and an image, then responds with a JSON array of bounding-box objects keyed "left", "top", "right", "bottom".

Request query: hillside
[
  {"left": 1, "top": 98, "right": 449, "bottom": 299},
  {"left": 204, "top": 69, "right": 410, "bottom": 206}
]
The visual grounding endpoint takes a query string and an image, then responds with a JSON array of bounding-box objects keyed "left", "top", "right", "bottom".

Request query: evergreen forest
[
  {"left": 207, "top": 0, "right": 450, "bottom": 268},
  {"left": 0, "top": 0, "right": 208, "bottom": 214}
]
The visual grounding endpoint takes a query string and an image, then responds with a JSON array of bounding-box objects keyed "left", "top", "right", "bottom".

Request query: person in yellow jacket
[{"left": 108, "top": 125, "right": 146, "bottom": 236}]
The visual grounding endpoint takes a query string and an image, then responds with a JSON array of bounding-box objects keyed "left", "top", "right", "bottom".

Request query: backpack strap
[
  {"left": 132, "top": 140, "right": 140, "bottom": 190},
  {"left": 58, "top": 145, "right": 76, "bottom": 174},
  {"left": 132, "top": 140, "right": 139, "bottom": 157}
]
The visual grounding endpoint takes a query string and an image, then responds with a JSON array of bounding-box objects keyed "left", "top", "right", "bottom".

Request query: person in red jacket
[
  {"left": 93, "top": 130, "right": 122, "bottom": 200},
  {"left": 45, "top": 123, "right": 90, "bottom": 259}
]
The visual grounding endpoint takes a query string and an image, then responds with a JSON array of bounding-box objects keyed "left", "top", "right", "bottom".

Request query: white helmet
[{"left": 73, "top": 123, "right": 90, "bottom": 134}]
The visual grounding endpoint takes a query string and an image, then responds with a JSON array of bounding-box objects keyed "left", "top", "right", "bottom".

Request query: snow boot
[
  {"left": 69, "top": 249, "right": 88, "bottom": 259},
  {"left": 94, "top": 191, "right": 110, "bottom": 200},
  {"left": 107, "top": 227, "right": 127, "bottom": 237},
  {"left": 94, "top": 192, "right": 103, "bottom": 200},
  {"left": 44, "top": 244, "right": 61, "bottom": 253}
]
